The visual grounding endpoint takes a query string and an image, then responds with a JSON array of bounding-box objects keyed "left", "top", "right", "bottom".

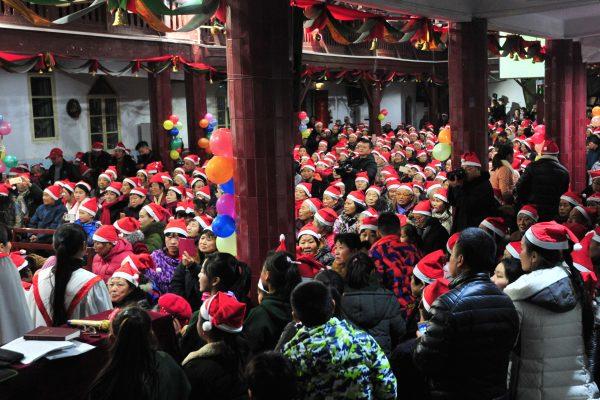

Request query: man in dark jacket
[
  {"left": 412, "top": 203, "right": 449, "bottom": 255},
  {"left": 82, "top": 142, "right": 112, "bottom": 185},
  {"left": 515, "top": 140, "right": 569, "bottom": 222},
  {"left": 413, "top": 228, "right": 519, "bottom": 400},
  {"left": 135, "top": 141, "right": 160, "bottom": 170},
  {"left": 41, "top": 148, "right": 81, "bottom": 187},
  {"left": 111, "top": 142, "right": 137, "bottom": 180},
  {"left": 339, "top": 138, "right": 378, "bottom": 192},
  {"left": 14, "top": 175, "right": 43, "bottom": 227},
  {"left": 448, "top": 152, "right": 497, "bottom": 233}
]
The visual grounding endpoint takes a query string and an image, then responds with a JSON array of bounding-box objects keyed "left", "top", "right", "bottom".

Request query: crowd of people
[{"left": 1, "top": 108, "right": 600, "bottom": 399}]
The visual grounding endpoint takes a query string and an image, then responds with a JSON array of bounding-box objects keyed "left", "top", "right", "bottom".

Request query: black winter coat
[
  {"left": 413, "top": 272, "right": 519, "bottom": 400},
  {"left": 342, "top": 154, "right": 378, "bottom": 191},
  {"left": 42, "top": 161, "right": 81, "bottom": 187},
  {"left": 515, "top": 156, "right": 569, "bottom": 222},
  {"left": 419, "top": 218, "right": 450, "bottom": 255},
  {"left": 448, "top": 171, "right": 497, "bottom": 233},
  {"left": 169, "top": 261, "right": 202, "bottom": 311}
]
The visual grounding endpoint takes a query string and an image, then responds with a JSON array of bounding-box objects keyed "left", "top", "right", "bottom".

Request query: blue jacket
[
  {"left": 28, "top": 202, "right": 67, "bottom": 242},
  {"left": 74, "top": 219, "right": 101, "bottom": 246}
]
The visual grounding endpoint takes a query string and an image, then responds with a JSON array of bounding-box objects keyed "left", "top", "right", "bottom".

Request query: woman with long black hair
[
  {"left": 26, "top": 224, "right": 111, "bottom": 327},
  {"left": 89, "top": 307, "right": 190, "bottom": 400}
]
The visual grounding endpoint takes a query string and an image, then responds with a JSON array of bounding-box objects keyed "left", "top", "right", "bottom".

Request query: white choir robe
[{"left": 0, "top": 256, "right": 33, "bottom": 345}]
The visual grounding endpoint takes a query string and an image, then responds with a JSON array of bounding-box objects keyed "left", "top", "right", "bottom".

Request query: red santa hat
[
  {"left": 355, "top": 171, "right": 369, "bottom": 184},
  {"left": 541, "top": 139, "right": 559, "bottom": 155},
  {"left": 146, "top": 161, "right": 163, "bottom": 174},
  {"left": 168, "top": 185, "right": 186, "bottom": 197},
  {"left": 359, "top": 216, "right": 378, "bottom": 233},
  {"left": 592, "top": 226, "right": 600, "bottom": 244},
  {"left": 0, "top": 184, "right": 9, "bottom": 197},
  {"left": 106, "top": 182, "right": 122, "bottom": 196},
  {"left": 160, "top": 172, "right": 173, "bottom": 184},
  {"left": 195, "top": 214, "right": 214, "bottom": 230},
  {"left": 302, "top": 198, "right": 322, "bottom": 214},
  {"left": 460, "top": 152, "right": 482, "bottom": 168},
  {"left": 92, "top": 141, "right": 104, "bottom": 151},
  {"left": 10, "top": 251, "right": 28, "bottom": 271},
  {"left": 323, "top": 185, "right": 341, "bottom": 199},
  {"left": 123, "top": 176, "right": 141, "bottom": 188},
  {"left": 574, "top": 206, "right": 597, "bottom": 225},
  {"left": 105, "top": 166, "right": 118, "bottom": 181},
  {"left": 433, "top": 188, "right": 449, "bottom": 203},
  {"left": 43, "top": 185, "right": 62, "bottom": 201},
  {"left": 422, "top": 278, "right": 450, "bottom": 311},
  {"left": 590, "top": 170, "right": 600, "bottom": 182},
  {"left": 194, "top": 186, "right": 210, "bottom": 202},
  {"left": 314, "top": 208, "right": 338, "bottom": 227},
  {"left": 164, "top": 219, "right": 189, "bottom": 237},
  {"left": 506, "top": 241, "right": 522, "bottom": 259},
  {"left": 365, "top": 186, "right": 382, "bottom": 196},
  {"left": 518, "top": 205, "right": 539, "bottom": 222},
  {"left": 113, "top": 254, "right": 154, "bottom": 286},
  {"left": 412, "top": 200, "right": 432, "bottom": 217},
  {"left": 113, "top": 142, "right": 129, "bottom": 153},
  {"left": 143, "top": 203, "right": 167, "bottom": 223},
  {"left": 347, "top": 190, "right": 366, "bottom": 207},
  {"left": 413, "top": 250, "right": 445, "bottom": 284},
  {"left": 130, "top": 186, "right": 148, "bottom": 198},
  {"left": 79, "top": 197, "right": 99, "bottom": 217},
  {"left": 561, "top": 191, "right": 583, "bottom": 207},
  {"left": 386, "top": 180, "right": 403, "bottom": 191},
  {"left": 297, "top": 223, "right": 321, "bottom": 241},
  {"left": 92, "top": 225, "right": 119, "bottom": 244},
  {"left": 300, "top": 160, "right": 316, "bottom": 172},
  {"left": 588, "top": 192, "right": 600, "bottom": 205},
  {"left": 296, "top": 255, "right": 325, "bottom": 281},
  {"left": 183, "top": 154, "right": 200, "bottom": 165},
  {"left": 425, "top": 182, "right": 442, "bottom": 196},
  {"left": 296, "top": 182, "right": 312, "bottom": 197},
  {"left": 332, "top": 180, "right": 345, "bottom": 189},
  {"left": 137, "top": 169, "right": 149, "bottom": 177},
  {"left": 114, "top": 217, "right": 141, "bottom": 235},
  {"left": 200, "top": 291, "right": 246, "bottom": 333},
  {"left": 158, "top": 293, "right": 192, "bottom": 325},
  {"left": 446, "top": 232, "right": 460, "bottom": 253},
  {"left": 524, "top": 221, "right": 582, "bottom": 251},
  {"left": 175, "top": 201, "right": 188, "bottom": 213},
  {"left": 75, "top": 181, "right": 92, "bottom": 193},
  {"left": 58, "top": 180, "right": 76, "bottom": 193},
  {"left": 434, "top": 172, "right": 447, "bottom": 182},
  {"left": 480, "top": 217, "right": 508, "bottom": 238}
]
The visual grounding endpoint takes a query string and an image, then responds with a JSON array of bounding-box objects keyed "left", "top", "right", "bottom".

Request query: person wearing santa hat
[
  {"left": 395, "top": 183, "right": 418, "bottom": 216},
  {"left": 491, "top": 257, "right": 523, "bottom": 292},
  {"left": 100, "top": 182, "right": 128, "bottom": 225},
  {"left": 299, "top": 159, "right": 325, "bottom": 199},
  {"left": 73, "top": 197, "right": 102, "bottom": 246},
  {"left": 414, "top": 227, "right": 519, "bottom": 399},
  {"left": 297, "top": 223, "right": 334, "bottom": 267},
  {"left": 504, "top": 221, "right": 600, "bottom": 399},
  {"left": 114, "top": 216, "right": 147, "bottom": 255},
  {"left": 297, "top": 198, "right": 322, "bottom": 231},
  {"left": 559, "top": 191, "right": 583, "bottom": 223},
  {"left": 91, "top": 224, "right": 135, "bottom": 282},
  {"left": 321, "top": 185, "right": 343, "bottom": 214},
  {"left": 139, "top": 203, "right": 167, "bottom": 253},
  {"left": 334, "top": 190, "right": 367, "bottom": 234},
  {"left": 81, "top": 141, "right": 112, "bottom": 185},
  {"left": 359, "top": 216, "right": 378, "bottom": 246},
  {"left": 411, "top": 200, "right": 449, "bottom": 254},
  {"left": 108, "top": 254, "right": 153, "bottom": 308},
  {"left": 122, "top": 186, "right": 147, "bottom": 220},
  {"left": 313, "top": 207, "right": 338, "bottom": 251},
  {"left": 509, "top": 204, "right": 539, "bottom": 241},
  {"left": 110, "top": 142, "right": 136, "bottom": 179},
  {"left": 28, "top": 184, "right": 67, "bottom": 243}
]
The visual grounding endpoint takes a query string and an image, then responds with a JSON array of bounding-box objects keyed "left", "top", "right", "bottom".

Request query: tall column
[
  {"left": 361, "top": 79, "right": 383, "bottom": 136},
  {"left": 148, "top": 71, "right": 173, "bottom": 171},
  {"left": 429, "top": 84, "right": 439, "bottom": 127},
  {"left": 227, "top": 0, "right": 295, "bottom": 283},
  {"left": 448, "top": 18, "right": 488, "bottom": 169},
  {"left": 544, "top": 39, "right": 587, "bottom": 191},
  {"left": 185, "top": 70, "right": 207, "bottom": 155}
]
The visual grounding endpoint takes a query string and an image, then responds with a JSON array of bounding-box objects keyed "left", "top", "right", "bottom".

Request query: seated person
[
  {"left": 108, "top": 254, "right": 153, "bottom": 308},
  {"left": 28, "top": 185, "right": 67, "bottom": 243},
  {"left": 74, "top": 197, "right": 101, "bottom": 246}
]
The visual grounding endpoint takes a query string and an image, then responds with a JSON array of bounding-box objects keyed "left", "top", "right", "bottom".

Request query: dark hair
[
  {"left": 498, "top": 257, "right": 524, "bottom": 284},
  {"left": 358, "top": 137, "right": 373, "bottom": 148},
  {"left": 89, "top": 307, "right": 158, "bottom": 400},
  {"left": 202, "top": 253, "right": 251, "bottom": 301},
  {"left": 588, "top": 135, "right": 600, "bottom": 146},
  {"left": 347, "top": 200, "right": 366, "bottom": 216},
  {"left": 291, "top": 281, "right": 334, "bottom": 327},
  {"left": 135, "top": 141, "right": 149, "bottom": 151},
  {"left": 492, "top": 144, "right": 514, "bottom": 170},
  {"left": 245, "top": 352, "right": 297, "bottom": 400},
  {"left": 51, "top": 224, "right": 86, "bottom": 326},
  {"left": 345, "top": 253, "right": 375, "bottom": 289},
  {"left": 167, "top": 187, "right": 182, "bottom": 201},
  {"left": 378, "top": 212, "right": 401, "bottom": 236},
  {"left": 263, "top": 252, "right": 302, "bottom": 300},
  {"left": 401, "top": 224, "right": 423, "bottom": 249},
  {"left": 314, "top": 269, "right": 345, "bottom": 317},
  {"left": 454, "top": 228, "right": 497, "bottom": 274},
  {"left": 0, "top": 223, "right": 10, "bottom": 245},
  {"left": 75, "top": 182, "right": 91, "bottom": 196},
  {"left": 334, "top": 233, "right": 362, "bottom": 251},
  {"left": 193, "top": 197, "right": 207, "bottom": 212}
]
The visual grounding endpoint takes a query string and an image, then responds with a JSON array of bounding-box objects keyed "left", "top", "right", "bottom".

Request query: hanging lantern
[
  {"left": 370, "top": 38, "right": 378, "bottom": 51},
  {"left": 112, "top": 8, "right": 127, "bottom": 27}
]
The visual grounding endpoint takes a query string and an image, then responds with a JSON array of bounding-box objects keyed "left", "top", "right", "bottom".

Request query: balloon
[
  {"left": 377, "top": 113, "right": 385, "bottom": 121},
  {"left": 302, "top": 117, "right": 309, "bottom": 124},
  {"left": 176, "top": 147, "right": 183, "bottom": 154},
  {"left": 199, "top": 119, "right": 209, "bottom": 128},
  {"left": 170, "top": 138, "right": 183, "bottom": 150},
  {"left": 206, "top": 125, "right": 214, "bottom": 134},
  {"left": 176, "top": 121, "right": 183, "bottom": 130},
  {"left": 169, "top": 114, "right": 179, "bottom": 124},
  {"left": 210, "top": 128, "right": 233, "bottom": 157},
  {"left": 169, "top": 150, "right": 180, "bottom": 160},
  {"left": 169, "top": 127, "right": 179, "bottom": 136},
  {"left": 220, "top": 178, "right": 235, "bottom": 195},
  {"left": 299, "top": 124, "right": 307, "bottom": 132},
  {"left": 198, "top": 138, "right": 210, "bottom": 149},
  {"left": 592, "top": 116, "right": 600, "bottom": 128},
  {"left": 206, "top": 156, "right": 234, "bottom": 184},
  {"left": 3, "top": 155, "right": 18, "bottom": 168},
  {"left": 0, "top": 162, "right": 5, "bottom": 173},
  {"left": 593, "top": 106, "right": 600, "bottom": 117},
  {"left": 205, "top": 113, "right": 214, "bottom": 121},
  {"left": 163, "top": 120, "right": 174, "bottom": 130},
  {"left": 216, "top": 233, "right": 237, "bottom": 256},
  {"left": 212, "top": 215, "right": 236, "bottom": 238},
  {"left": 299, "top": 111, "right": 307, "bottom": 120},
  {"left": 0, "top": 121, "right": 12, "bottom": 136},
  {"left": 381, "top": 108, "right": 388, "bottom": 116},
  {"left": 216, "top": 193, "right": 235, "bottom": 218},
  {"left": 301, "top": 129, "right": 311, "bottom": 139},
  {"left": 438, "top": 128, "right": 452, "bottom": 144},
  {"left": 432, "top": 143, "right": 452, "bottom": 161}
]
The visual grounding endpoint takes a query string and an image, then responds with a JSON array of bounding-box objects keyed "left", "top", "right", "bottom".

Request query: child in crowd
[{"left": 74, "top": 197, "right": 101, "bottom": 246}]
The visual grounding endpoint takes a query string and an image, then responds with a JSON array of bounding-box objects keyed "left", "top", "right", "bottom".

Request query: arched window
[{"left": 88, "top": 77, "right": 120, "bottom": 149}]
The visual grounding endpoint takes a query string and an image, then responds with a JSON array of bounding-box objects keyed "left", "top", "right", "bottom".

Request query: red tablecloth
[{"left": 1, "top": 310, "right": 180, "bottom": 400}]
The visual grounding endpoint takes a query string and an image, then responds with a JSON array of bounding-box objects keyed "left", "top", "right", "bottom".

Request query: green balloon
[
  {"left": 432, "top": 143, "right": 452, "bottom": 161},
  {"left": 170, "top": 138, "right": 183, "bottom": 150},
  {"left": 3, "top": 155, "right": 17, "bottom": 168}
]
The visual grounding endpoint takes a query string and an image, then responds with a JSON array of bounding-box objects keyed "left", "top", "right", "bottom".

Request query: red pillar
[
  {"left": 148, "top": 71, "right": 173, "bottom": 171},
  {"left": 185, "top": 70, "right": 207, "bottom": 155},
  {"left": 226, "top": 0, "right": 295, "bottom": 281},
  {"left": 544, "top": 40, "right": 587, "bottom": 191},
  {"left": 448, "top": 18, "right": 488, "bottom": 169}
]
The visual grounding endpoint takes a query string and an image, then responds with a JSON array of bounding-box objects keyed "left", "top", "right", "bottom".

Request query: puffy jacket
[
  {"left": 515, "top": 155, "right": 570, "bottom": 221},
  {"left": 341, "top": 284, "right": 406, "bottom": 355},
  {"left": 448, "top": 171, "right": 498, "bottom": 233},
  {"left": 505, "top": 265, "right": 599, "bottom": 400},
  {"left": 413, "top": 272, "right": 519, "bottom": 400},
  {"left": 28, "top": 202, "right": 67, "bottom": 242},
  {"left": 92, "top": 239, "right": 134, "bottom": 282}
]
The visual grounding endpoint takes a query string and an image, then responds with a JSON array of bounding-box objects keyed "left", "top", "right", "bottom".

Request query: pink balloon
[
  {"left": 216, "top": 193, "right": 235, "bottom": 218},
  {"left": 210, "top": 128, "right": 233, "bottom": 157},
  {"left": 299, "top": 111, "right": 307, "bottom": 120},
  {"left": 205, "top": 113, "right": 214, "bottom": 121},
  {"left": 0, "top": 162, "right": 5, "bottom": 173},
  {"left": 0, "top": 121, "right": 12, "bottom": 136}
]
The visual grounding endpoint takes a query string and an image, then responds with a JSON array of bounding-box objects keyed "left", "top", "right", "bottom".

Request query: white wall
[{"left": 488, "top": 79, "right": 527, "bottom": 114}]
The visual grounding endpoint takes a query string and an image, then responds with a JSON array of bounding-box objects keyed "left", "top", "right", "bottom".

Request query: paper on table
[
  {"left": 1, "top": 337, "right": 74, "bottom": 364},
  {"left": 45, "top": 340, "right": 95, "bottom": 360}
]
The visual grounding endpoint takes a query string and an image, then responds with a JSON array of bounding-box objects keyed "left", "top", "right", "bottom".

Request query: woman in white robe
[{"left": 0, "top": 251, "right": 33, "bottom": 344}]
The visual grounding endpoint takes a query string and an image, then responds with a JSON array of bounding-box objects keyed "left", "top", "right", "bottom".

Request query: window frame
[
  {"left": 87, "top": 94, "right": 122, "bottom": 150},
  {"left": 215, "top": 84, "right": 230, "bottom": 129},
  {"left": 27, "top": 73, "right": 59, "bottom": 142}
]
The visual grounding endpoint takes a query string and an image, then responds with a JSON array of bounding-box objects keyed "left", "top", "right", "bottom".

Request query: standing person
[
  {"left": 516, "top": 139, "right": 570, "bottom": 221},
  {"left": 111, "top": 142, "right": 137, "bottom": 180},
  {"left": 135, "top": 141, "right": 159, "bottom": 170},
  {"left": 411, "top": 200, "right": 449, "bottom": 254},
  {"left": 448, "top": 152, "right": 497, "bottom": 232},
  {"left": 413, "top": 228, "right": 519, "bottom": 400},
  {"left": 89, "top": 307, "right": 190, "bottom": 400},
  {"left": 505, "top": 222, "right": 599, "bottom": 399},
  {"left": 245, "top": 352, "right": 297, "bottom": 400},
  {"left": 42, "top": 148, "right": 81, "bottom": 187},
  {"left": 82, "top": 142, "right": 112, "bottom": 185},
  {"left": 0, "top": 183, "right": 15, "bottom": 227},
  {"left": 26, "top": 224, "right": 111, "bottom": 327},
  {"left": 338, "top": 138, "right": 378, "bottom": 191},
  {"left": 489, "top": 143, "right": 516, "bottom": 204},
  {"left": 587, "top": 135, "right": 600, "bottom": 171}
]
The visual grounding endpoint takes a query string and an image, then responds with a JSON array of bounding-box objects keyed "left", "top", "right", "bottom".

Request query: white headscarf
[{"left": 0, "top": 256, "right": 33, "bottom": 344}]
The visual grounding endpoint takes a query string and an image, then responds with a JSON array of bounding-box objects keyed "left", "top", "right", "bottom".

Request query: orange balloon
[
  {"left": 206, "top": 156, "right": 234, "bottom": 184},
  {"left": 199, "top": 119, "right": 209, "bottom": 128},
  {"left": 438, "top": 128, "right": 452, "bottom": 144},
  {"left": 593, "top": 106, "right": 600, "bottom": 117},
  {"left": 198, "top": 138, "right": 210, "bottom": 149}
]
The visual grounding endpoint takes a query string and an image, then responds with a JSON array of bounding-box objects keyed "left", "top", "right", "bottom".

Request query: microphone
[{"left": 67, "top": 319, "right": 111, "bottom": 331}]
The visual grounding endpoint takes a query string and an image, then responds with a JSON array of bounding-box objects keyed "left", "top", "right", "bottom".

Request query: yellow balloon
[
  {"left": 169, "top": 150, "right": 180, "bottom": 160},
  {"left": 163, "top": 120, "right": 174, "bottom": 130},
  {"left": 216, "top": 233, "right": 237, "bottom": 256},
  {"left": 301, "top": 129, "right": 311, "bottom": 139},
  {"left": 593, "top": 106, "right": 600, "bottom": 117},
  {"left": 438, "top": 128, "right": 452, "bottom": 144}
]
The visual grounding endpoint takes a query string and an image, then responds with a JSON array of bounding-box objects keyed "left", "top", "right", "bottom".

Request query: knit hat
[
  {"left": 480, "top": 217, "right": 508, "bottom": 238},
  {"left": 413, "top": 250, "right": 445, "bottom": 284},
  {"left": 200, "top": 291, "right": 246, "bottom": 333},
  {"left": 541, "top": 139, "right": 559, "bottom": 155},
  {"left": 314, "top": 208, "right": 338, "bottom": 227},
  {"left": 43, "top": 185, "right": 62, "bottom": 201},
  {"left": 359, "top": 216, "right": 378, "bottom": 232},
  {"left": 158, "top": 293, "right": 192, "bottom": 325},
  {"left": 164, "top": 219, "right": 188, "bottom": 237},
  {"left": 355, "top": 172, "right": 369, "bottom": 184},
  {"left": 112, "top": 254, "right": 154, "bottom": 286},
  {"left": 106, "top": 182, "right": 122, "bottom": 196},
  {"left": 297, "top": 223, "right": 321, "bottom": 240},
  {"left": 75, "top": 181, "right": 92, "bottom": 193},
  {"left": 561, "top": 191, "right": 583, "bottom": 207},
  {"left": 296, "top": 182, "right": 312, "bottom": 197},
  {"left": 195, "top": 214, "right": 214, "bottom": 230},
  {"left": 446, "top": 232, "right": 460, "bottom": 253},
  {"left": 460, "top": 152, "right": 482, "bottom": 168},
  {"left": 412, "top": 200, "right": 432, "bottom": 217},
  {"left": 518, "top": 205, "right": 539, "bottom": 222},
  {"left": 347, "top": 191, "right": 366, "bottom": 207},
  {"left": 505, "top": 241, "right": 522, "bottom": 259},
  {"left": 130, "top": 187, "right": 148, "bottom": 198},
  {"left": 114, "top": 217, "right": 141, "bottom": 235},
  {"left": 296, "top": 255, "right": 325, "bottom": 281},
  {"left": 10, "top": 251, "right": 28, "bottom": 271},
  {"left": 79, "top": 197, "right": 99, "bottom": 217},
  {"left": 433, "top": 188, "right": 448, "bottom": 203},
  {"left": 123, "top": 177, "right": 141, "bottom": 188},
  {"left": 302, "top": 198, "right": 322, "bottom": 214},
  {"left": 183, "top": 154, "right": 200, "bottom": 165},
  {"left": 323, "top": 185, "right": 341, "bottom": 199},
  {"left": 143, "top": 203, "right": 167, "bottom": 222},
  {"left": 422, "top": 278, "right": 450, "bottom": 311},
  {"left": 92, "top": 225, "right": 119, "bottom": 244},
  {"left": 524, "top": 221, "right": 582, "bottom": 251}
]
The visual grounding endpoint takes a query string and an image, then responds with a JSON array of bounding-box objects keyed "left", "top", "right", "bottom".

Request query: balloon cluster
[
  {"left": 163, "top": 115, "right": 184, "bottom": 161},
  {"left": 592, "top": 106, "right": 600, "bottom": 127},
  {"left": 298, "top": 111, "right": 311, "bottom": 139},
  {"left": 378, "top": 108, "right": 388, "bottom": 122},
  {"left": 199, "top": 113, "right": 218, "bottom": 138},
  {"left": 0, "top": 115, "right": 16, "bottom": 173},
  {"left": 432, "top": 126, "right": 452, "bottom": 161}
]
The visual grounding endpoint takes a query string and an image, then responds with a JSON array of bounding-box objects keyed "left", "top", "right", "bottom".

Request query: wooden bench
[{"left": 11, "top": 227, "right": 56, "bottom": 253}]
